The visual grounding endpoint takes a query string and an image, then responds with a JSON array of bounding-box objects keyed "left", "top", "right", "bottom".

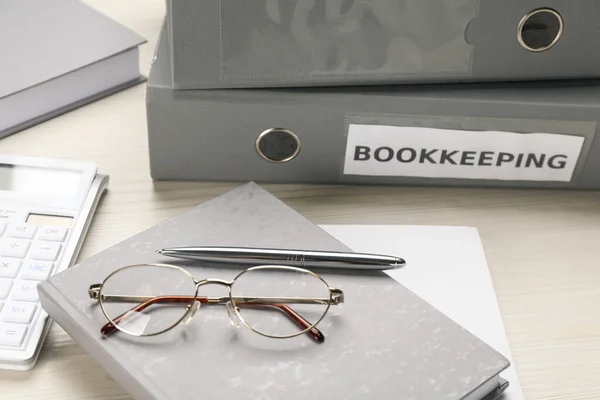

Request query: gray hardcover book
[
  {"left": 148, "top": 20, "right": 600, "bottom": 190},
  {"left": 0, "top": 0, "right": 147, "bottom": 138},
  {"left": 38, "top": 182, "right": 510, "bottom": 400},
  {"left": 166, "top": 0, "right": 600, "bottom": 89}
]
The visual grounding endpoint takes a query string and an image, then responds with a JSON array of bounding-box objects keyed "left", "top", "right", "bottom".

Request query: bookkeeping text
[
  {"left": 353, "top": 146, "right": 568, "bottom": 169},
  {"left": 342, "top": 124, "right": 585, "bottom": 182}
]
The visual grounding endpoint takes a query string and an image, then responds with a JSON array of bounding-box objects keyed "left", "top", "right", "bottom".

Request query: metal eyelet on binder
[
  {"left": 255, "top": 128, "right": 301, "bottom": 163},
  {"left": 518, "top": 8, "right": 564, "bottom": 52}
]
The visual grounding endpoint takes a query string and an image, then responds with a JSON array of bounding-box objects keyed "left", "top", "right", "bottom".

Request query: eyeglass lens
[
  {"left": 231, "top": 267, "right": 331, "bottom": 338},
  {"left": 99, "top": 265, "right": 197, "bottom": 336}
]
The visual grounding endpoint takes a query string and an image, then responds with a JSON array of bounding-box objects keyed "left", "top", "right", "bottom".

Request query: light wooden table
[{"left": 2, "top": 1, "right": 600, "bottom": 399}]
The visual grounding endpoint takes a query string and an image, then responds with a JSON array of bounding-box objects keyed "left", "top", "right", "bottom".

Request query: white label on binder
[{"left": 343, "top": 124, "right": 585, "bottom": 182}]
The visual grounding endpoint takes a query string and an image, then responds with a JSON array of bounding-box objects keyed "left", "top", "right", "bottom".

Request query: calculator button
[
  {"left": 0, "top": 322, "right": 27, "bottom": 347},
  {"left": 10, "top": 280, "right": 39, "bottom": 302},
  {"left": 36, "top": 226, "right": 67, "bottom": 242},
  {"left": 29, "top": 241, "right": 61, "bottom": 261},
  {"left": 7, "top": 224, "right": 37, "bottom": 239},
  {"left": 0, "top": 258, "right": 22, "bottom": 278},
  {"left": 0, "top": 238, "right": 31, "bottom": 258},
  {"left": 21, "top": 261, "right": 53, "bottom": 281},
  {"left": 0, "top": 279, "right": 12, "bottom": 299},
  {"left": 0, "top": 301, "right": 36, "bottom": 324}
]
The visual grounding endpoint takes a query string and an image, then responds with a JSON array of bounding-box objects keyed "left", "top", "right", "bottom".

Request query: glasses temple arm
[{"left": 89, "top": 285, "right": 344, "bottom": 306}]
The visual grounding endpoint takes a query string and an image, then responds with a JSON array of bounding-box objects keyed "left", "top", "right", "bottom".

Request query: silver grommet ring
[
  {"left": 255, "top": 128, "right": 301, "bottom": 163},
  {"left": 518, "top": 8, "right": 563, "bottom": 52}
]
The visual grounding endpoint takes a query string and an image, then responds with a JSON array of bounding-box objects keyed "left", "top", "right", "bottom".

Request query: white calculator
[{"left": 0, "top": 155, "right": 108, "bottom": 370}]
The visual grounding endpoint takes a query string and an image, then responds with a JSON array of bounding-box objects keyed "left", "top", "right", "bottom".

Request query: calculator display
[
  {"left": 26, "top": 213, "right": 74, "bottom": 228},
  {"left": 0, "top": 164, "right": 82, "bottom": 197}
]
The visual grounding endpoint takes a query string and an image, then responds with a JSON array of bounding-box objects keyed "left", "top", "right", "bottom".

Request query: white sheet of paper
[{"left": 320, "top": 224, "right": 524, "bottom": 400}]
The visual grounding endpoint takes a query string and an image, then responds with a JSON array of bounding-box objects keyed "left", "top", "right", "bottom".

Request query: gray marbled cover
[{"left": 38, "top": 182, "right": 509, "bottom": 400}]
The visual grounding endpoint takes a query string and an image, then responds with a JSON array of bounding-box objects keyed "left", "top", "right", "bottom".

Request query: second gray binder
[{"left": 167, "top": 0, "right": 600, "bottom": 89}]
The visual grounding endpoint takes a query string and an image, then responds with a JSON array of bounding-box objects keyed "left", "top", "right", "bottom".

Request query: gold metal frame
[
  {"left": 89, "top": 264, "right": 344, "bottom": 342},
  {"left": 255, "top": 128, "right": 302, "bottom": 163},
  {"left": 517, "top": 8, "right": 564, "bottom": 52}
]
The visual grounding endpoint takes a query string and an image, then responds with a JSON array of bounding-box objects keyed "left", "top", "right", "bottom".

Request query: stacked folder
[{"left": 146, "top": 1, "right": 600, "bottom": 189}]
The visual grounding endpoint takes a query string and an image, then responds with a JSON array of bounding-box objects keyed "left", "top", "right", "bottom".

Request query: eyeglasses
[{"left": 88, "top": 263, "right": 344, "bottom": 343}]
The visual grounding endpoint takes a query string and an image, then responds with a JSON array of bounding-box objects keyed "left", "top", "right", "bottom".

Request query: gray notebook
[
  {"left": 0, "top": 0, "right": 146, "bottom": 138},
  {"left": 38, "top": 182, "right": 510, "bottom": 400}
]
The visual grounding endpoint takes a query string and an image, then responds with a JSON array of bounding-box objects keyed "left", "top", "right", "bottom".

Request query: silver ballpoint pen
[{"left": 156, "top": 246, "right": 406, "bottom": 270}]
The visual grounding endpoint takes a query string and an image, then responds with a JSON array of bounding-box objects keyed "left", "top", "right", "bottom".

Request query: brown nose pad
[
  {"left": 182, "top": 301, "right": 201, "bottom": 325},
  {"left": 226, "top": 301, "right": 240, "bottom": 328}
]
